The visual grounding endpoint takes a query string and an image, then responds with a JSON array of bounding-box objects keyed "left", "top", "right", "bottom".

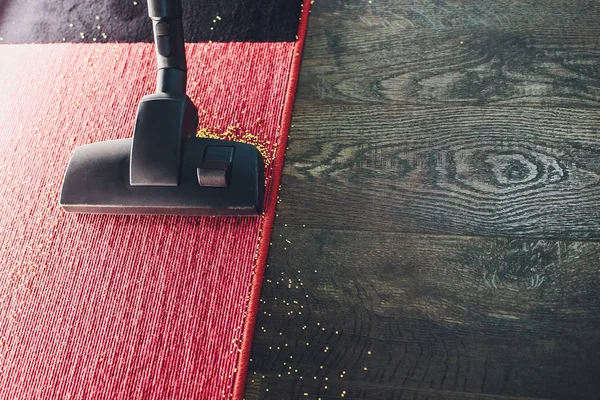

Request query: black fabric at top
[{"left": 0, "top": 0, "right": 303, "bottom": 43}]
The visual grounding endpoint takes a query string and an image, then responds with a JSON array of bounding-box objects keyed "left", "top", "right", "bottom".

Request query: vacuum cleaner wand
[{"left": 59, "top": 0, "right": 265, "bottom": 216}]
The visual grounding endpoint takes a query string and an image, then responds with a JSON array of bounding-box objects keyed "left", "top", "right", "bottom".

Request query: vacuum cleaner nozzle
[
  {"left": 59, "top": 0, "right": 265, "bottom": 216},
  {"left": 60, "top": 137, "right": 264, "bottom": 215}
]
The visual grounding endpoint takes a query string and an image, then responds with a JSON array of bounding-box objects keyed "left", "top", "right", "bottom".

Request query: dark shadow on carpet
[{"left": 0, "top": 0, "right": 303, "bottom": 43}]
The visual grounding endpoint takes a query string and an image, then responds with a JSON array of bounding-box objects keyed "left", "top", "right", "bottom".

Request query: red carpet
[{"left": 0, "top": 1, "right": 309, "bottom": 397}]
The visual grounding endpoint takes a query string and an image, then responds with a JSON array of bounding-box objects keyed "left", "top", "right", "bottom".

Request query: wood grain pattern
[
  {"left": 276, "top": 105, "right": 600, "bottom": 239},
  {"left": 312, "top": 0, "right": 600, "bottom": 30},
  {"left": 297, "top": 3, "right": 600, "bottom": 106},
  {"left": 246, "top": 227, "right": 600, "bottom": 399},
  {"left": 245, "top": 0, "right": 600, "bottom": 399}
]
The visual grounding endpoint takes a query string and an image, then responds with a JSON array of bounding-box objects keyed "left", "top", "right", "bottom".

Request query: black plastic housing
[
  {"left": 60, "top": 138, "right": 264, "bottom": 215},
  {"left": 129, "top": 93, "right": 198, "bottom": 186}
]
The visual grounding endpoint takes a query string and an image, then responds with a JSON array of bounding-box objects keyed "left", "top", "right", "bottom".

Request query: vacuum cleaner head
[
  {"left": 59, "top": 0, "right": 265, "bottom": 216},
  {"left": 60, "top": 137, "right": 264, "bottom": 216}
]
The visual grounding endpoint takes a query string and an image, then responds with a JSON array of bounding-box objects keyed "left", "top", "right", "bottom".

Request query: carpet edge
[{"left": 232, "top": 0, "right": 313, "bottom": 398}]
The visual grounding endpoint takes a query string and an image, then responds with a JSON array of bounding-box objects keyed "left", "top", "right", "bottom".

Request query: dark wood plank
[
  {"left": 246, "top": 226, "right": 600, "bottom": 399},
  {"left": 312, "top": 0, "right": 600, "bottom": 29},
  {"left": 297, "top": 2, "right": 600, "bottom": 106},
  {"left": 297, "top": 27, "right": 600, "bottom": 106},
  {"left": 245, "top": 0, "right": 600, "bottom": 399},
  {"left": 277, "top": 105, "right": 600, "bottom": 239},
  {"left": 247, "top": 377, "right": 549, "bottom": 400}
]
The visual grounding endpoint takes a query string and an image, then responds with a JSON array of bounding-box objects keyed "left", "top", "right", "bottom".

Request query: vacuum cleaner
[{"left": 59, "top": 0, "right": 265, "bottom": 215}]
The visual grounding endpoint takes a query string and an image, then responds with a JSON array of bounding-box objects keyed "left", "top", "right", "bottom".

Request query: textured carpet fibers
[{"left": 0, "top": 42, "right": 294, "bottom": 399}]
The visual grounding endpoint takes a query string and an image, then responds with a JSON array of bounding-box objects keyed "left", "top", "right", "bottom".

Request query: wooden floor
[{"left": 245, "top": 1, "right": 600, "bottom": 399}]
